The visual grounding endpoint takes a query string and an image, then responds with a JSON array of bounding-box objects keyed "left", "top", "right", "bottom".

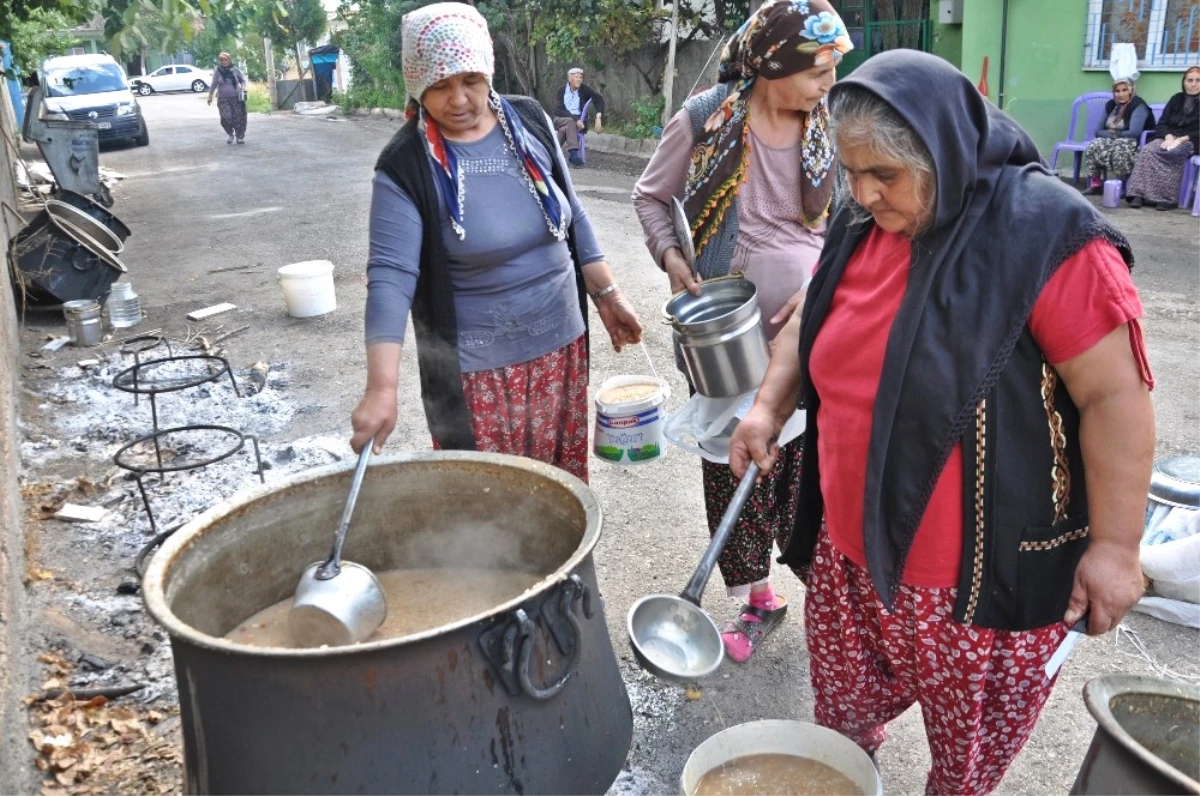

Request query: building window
[
  {"left": 1085, "top": 0, "right": 1200, "bottom": 69},
  {"left": 69, "top": 47, "right": 87, "bottom": 56}
]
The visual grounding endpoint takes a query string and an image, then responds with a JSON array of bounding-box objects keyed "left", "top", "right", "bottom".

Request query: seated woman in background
[
  {"left": 1125, "top": 66, "right": 1200, "bottom": 209},
  {"left": 1083, "top": 74, "right": 1153, "bottom": 194}
]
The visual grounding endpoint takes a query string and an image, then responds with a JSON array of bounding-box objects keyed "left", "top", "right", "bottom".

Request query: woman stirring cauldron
[
  {"left": 730, "top": 51, "right": 1154, "bottom": 794},
  {"left": 633, "top": 0, "right": 852, "bottom": 665},
  {"left": 350, "top": 3, "right": 642, "bottom": 479}
]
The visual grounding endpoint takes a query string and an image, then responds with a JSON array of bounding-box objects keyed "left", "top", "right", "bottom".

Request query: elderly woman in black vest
[
  {"left": 1125, "top": 66, "right": 1200, "bottom": 209},
  {"left": 350, "top": 3, "right": 641, "bottom": 479},
  {"left": 730, "top": 51, "right": 1154, "bottom": 795}
]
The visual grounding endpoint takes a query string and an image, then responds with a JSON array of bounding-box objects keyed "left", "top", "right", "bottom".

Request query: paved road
[{"left": 83, "top": 93, "right": 1199, "bottom": 794}]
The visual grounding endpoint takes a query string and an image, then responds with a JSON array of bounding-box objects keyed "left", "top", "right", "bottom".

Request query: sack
[
  {"left": 1141, "top": 527, "right": 1200, "bottom": 605},
  {"left": 1109, "top": 42, "right": 1141, "bottom": 84},
  {"left": 663, "top": 388, "right": 805, "bottom": 464}
]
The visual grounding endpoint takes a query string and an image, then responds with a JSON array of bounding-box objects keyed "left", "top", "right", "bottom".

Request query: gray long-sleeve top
[
  {"left": 365, "top": 119, "right": 604, "bottom": 373},
  {"left": 210, "top": 66, "right": 246, "bottom": 99},
  {"left": 1096, "top": 102, "right": 1151, "bottom": 139}
]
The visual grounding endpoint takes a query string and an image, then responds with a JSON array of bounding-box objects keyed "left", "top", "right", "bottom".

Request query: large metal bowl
[{"left": 1145, "top": 455, "right": 1200, "bottom": 537}]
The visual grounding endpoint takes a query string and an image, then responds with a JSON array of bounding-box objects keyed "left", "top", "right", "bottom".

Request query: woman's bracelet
[{"left": 589, "top": 284, "right": 618, "bottom": 303}]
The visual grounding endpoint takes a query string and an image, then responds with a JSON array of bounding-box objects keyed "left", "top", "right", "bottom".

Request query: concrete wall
[
  {"left": 539, "top": 36, "right": 727, "bottom": 124},
  {"left": 0, "top": 78, "right": 30, "bottom": 794},
  {"left": 961, "top": 0, "right": 1190, "bottom": 159}
]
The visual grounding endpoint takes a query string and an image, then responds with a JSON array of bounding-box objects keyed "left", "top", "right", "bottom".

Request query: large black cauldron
[{"left": 143, "top": 452, "right": 633, "bottom": 795}]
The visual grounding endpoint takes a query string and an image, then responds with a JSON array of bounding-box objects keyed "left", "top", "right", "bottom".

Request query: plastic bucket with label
[{"left": 593, "top": 376, "right": 669, "bottom": 465}]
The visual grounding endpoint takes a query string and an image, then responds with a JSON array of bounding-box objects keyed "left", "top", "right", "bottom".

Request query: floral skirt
[
  {"left": 1084, "top": 137, "right": 1138, "bottom": 179},
  {"left": 217, "top": 97, "right": 247, "bottom": 138},
  {"left": 1126, "top": 139, "right": 1194, "bottom": 203},
  {"left": 805, "top": 530, "right": 1070, "bottom": 795},
  {"left": 700, "top": 439, "right": 803, "bottom": 594},
  {"left": 435, "top": 335, "right": 590, "bottom": 482}
]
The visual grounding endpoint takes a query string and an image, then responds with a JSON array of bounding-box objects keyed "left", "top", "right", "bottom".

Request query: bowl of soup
[{"left": 681, "top": 719, "right": 882, "bottom": 796}]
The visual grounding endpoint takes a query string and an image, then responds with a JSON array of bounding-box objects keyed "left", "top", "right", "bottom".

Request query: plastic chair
[
  {"left": 1049, "top": 92, "right": 1114, "bottom": 186},
  {"left": 1192, "top": 158, "right": 1200, "bottom": 217},
  {"left": 1180, "top": 154, "right": 1200, "bottom": 210},
  {"left": 576, "top": 98, "right": 592, "bottom": 165},
  {"left": 1138, "top": 103, "right": 1167, "bottom": 148}
]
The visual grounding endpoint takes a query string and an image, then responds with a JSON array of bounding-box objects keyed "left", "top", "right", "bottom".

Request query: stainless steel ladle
[
  {"left": 627, "top": 461, "right": 760, "bottom": 681},
  {"left": 288, "top": 440, "right": 387, "bottom": 647}
]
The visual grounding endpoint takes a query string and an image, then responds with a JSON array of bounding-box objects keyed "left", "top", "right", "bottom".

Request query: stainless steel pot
[
  {"left": 1146, "top": 455, "right": 1200, "bottom": 529},
  {"left": 1070, "top": 674, "right": 1199, "bottom": 795},
  {"left": 142, "top": 452, "right": 633, "bottom": 795},
  {"left": 663, "top": 276, "right": 770, "bottom": 398}
]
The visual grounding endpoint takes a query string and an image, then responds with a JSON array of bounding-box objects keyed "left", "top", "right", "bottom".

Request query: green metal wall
[{"left": 955, "top": 0, "right": 1189, "bottom": 160}]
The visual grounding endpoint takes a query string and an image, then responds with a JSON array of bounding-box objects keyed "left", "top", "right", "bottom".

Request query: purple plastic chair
[
  {"left": 1049, "top": 92, "right": 1114, "bottom": 186},
  {"left": 576, "top": 98, "right": 593, "bottom": 165},
  {"left": 1192, "top": 156, "right": 1200, "bottom": 217},
  {"left": 1180, "top": 154, "right": 1200, "bottom": 210},
  {"left": 1138, "top": 103, "right": 1168, "bottom": 148}
]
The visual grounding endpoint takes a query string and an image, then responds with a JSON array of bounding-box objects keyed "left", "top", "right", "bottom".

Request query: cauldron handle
[{"left": 516, "top": 576, "right": 590, "bottom": 700}]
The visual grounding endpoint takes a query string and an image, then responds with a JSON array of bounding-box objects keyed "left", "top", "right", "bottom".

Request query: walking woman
[
  {"left": 1125, "top": 66, "right": 1200, "bottom": 209},
  {"left": 350, "top": 3, "right": 642, "bottom": 480},
  {"left": 731, "top": 50, "right": 1153, "bottom": 794},
  {"left": 207, "top": 52, "right": 248, "bottom": 144},
  {"left": 633, "top": 0, "right": 851, "bottom": 663}
]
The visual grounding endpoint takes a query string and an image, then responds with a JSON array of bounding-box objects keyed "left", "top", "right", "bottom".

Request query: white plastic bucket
[
  {"left": 278, "top": 260, "right": 336, "bottom": 318},
  {"left": 593, "top": 375, "right": 669, "bottom": 465},
  {"left": 681, "top": 719, "right": 882, "bottom": 796}
]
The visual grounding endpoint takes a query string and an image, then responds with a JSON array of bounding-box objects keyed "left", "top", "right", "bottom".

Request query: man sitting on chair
[{"left": 552, "top": 67, "right": 604, "bottom": 166}]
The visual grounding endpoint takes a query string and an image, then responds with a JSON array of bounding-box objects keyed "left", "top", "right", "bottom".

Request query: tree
[
  {"left": 2, "top": 0, "right": 96, "bottom": 74},
  {"left": 258, "top": 0, "right": 326, "bottom": 87},
  {"left": 101, "top": 0, "right": 208, "bottom": 61}
]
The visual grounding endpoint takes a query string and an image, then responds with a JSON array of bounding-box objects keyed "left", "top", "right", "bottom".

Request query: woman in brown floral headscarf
[{"left": 633, "top": 0, "right": 851, "bottom": 666}]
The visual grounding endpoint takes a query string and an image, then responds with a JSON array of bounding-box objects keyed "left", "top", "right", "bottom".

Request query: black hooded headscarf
[{"left": 780, "top": 50, "right": 1133, "bottom": 604}]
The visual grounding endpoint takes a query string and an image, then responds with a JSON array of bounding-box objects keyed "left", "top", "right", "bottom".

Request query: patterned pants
[
  {"left": 436, "top": 335, "right": 590, "bottom": 482},
  {"left": 217, "top": 97, "right": 247, "bottom": 139},
  {"left": 1126, "top": 138, "right": 1194, "bottom": 204},
  {"left": 805, "top": 530, "right": 1070, "bottom": 796},
  {"left": 1084, "top": 136, "right": 1138, "bottom": 179},
  {"left": 701, "top": 439, "right": 803, "bottom": 594}
]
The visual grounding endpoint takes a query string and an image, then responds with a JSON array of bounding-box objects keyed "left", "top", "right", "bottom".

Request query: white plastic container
[
  {"left": 593, "top": 376, "right": 669, "bottom": 465},
  {"left": 681, "top": 720, "right": 882, "bottom": 796},
  {"left": 277, "top": 260, "right": 336, "bottom": 318}
]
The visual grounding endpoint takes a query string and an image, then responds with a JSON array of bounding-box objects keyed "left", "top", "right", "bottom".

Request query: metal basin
[
  {"left": 142, "top": 451, "right": 633, "bottom": 795},
  {"left": 1070, "top": 674, "right": 1200, "bottom": 795}
]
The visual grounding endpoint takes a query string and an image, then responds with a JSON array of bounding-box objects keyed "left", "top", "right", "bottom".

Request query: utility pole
[
  {"left": 662, "top": 0, "right": 679, "bottom": 127},
  {"left": 265, "top": 37, "right": 277, "bottom": 111}
]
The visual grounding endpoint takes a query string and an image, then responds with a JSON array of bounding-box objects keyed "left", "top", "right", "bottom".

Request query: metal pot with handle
[
  {"left": 663, "top": 275, "right": 770, "bottom": 399},
  {"left": 142, "top": 451, "right": 632, "bottom": 795}
]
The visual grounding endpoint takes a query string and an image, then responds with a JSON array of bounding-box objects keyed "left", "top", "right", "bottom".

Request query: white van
[{"left": 40, "top": 53, "right": 150, "bottom": 146}]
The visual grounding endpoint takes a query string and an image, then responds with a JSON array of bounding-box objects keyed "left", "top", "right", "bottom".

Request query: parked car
[
  {"left": 131, "top": 64, "right": 208, "bottom": 95},
  {"left": 39, "top": 53, "right": 149, "bottom": 147}
]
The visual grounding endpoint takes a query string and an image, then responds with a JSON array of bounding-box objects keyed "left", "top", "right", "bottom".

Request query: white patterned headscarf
[{"left": 401, "top": 3, "right": 495, "bottom": 105}]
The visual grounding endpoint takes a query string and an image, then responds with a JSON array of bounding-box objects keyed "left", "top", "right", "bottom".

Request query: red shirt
[{"left": 810, "top": 230, "right": 1151, "bottom": 588}]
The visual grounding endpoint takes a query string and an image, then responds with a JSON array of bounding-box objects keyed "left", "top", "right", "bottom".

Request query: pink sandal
[{"left": 722, "top": 602, "right": 788, "bottom": 663}]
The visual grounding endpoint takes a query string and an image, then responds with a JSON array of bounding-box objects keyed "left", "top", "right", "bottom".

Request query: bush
[
  {"left": 333, "top": 85, "right": 407, "bottom": 113},
  {"left": 245, "top": 82, "right": 271, "bottom": 113},
  {"left": 609, "top": 94, "right": 664, "bottom": 140}
]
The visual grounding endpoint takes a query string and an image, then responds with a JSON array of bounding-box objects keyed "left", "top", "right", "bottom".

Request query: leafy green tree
[
  {"left": 1, "top": 0, "right": 96, "bottom": 73},
  {"left": 257, "top": 0, "right": 326, "bottom": 84}
]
